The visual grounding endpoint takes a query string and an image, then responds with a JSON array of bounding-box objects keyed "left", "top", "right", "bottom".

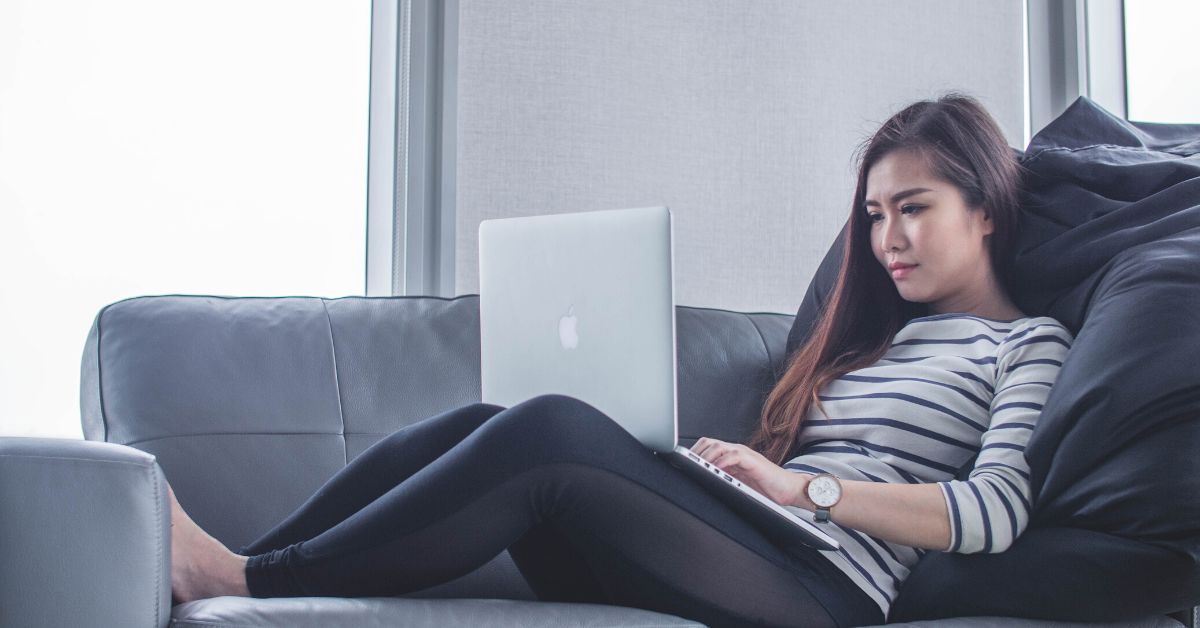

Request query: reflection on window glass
[
  {"left": 0, "top": 1, "right": 371, "bottom": 438},
  {"left": 1124, "top": 0, "right": 1200, "bottom": 123}
]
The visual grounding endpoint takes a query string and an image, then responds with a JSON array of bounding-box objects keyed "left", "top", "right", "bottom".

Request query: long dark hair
[{"left": 749, "top": 93, "right": 1023, "bottom": 465}]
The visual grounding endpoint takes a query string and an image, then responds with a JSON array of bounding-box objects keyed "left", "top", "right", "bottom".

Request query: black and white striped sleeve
[{"left": 937, "top": 321, "right": 1074, "bottom": 554}]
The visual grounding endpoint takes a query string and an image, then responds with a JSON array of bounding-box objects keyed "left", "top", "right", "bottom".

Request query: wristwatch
[{"left": 806, "top": 473, "right": 843, "bottom": 523}]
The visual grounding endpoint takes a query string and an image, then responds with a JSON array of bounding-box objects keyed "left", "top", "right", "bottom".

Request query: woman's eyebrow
[{"left": 864, "top": 187, "right": 934, "bottom": 207}]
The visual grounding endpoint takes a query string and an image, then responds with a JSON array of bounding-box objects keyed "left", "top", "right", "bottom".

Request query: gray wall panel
[{"left": 456, "top": 0, "right": 1024, "bottom": 314}]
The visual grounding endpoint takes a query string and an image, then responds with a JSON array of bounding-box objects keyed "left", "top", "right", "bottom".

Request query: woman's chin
[{"left": 896, "top": 289, "right": 932, "bottom": 305}]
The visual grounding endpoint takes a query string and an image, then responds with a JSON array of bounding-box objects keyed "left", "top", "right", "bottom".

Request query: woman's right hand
[{"left": 692, "top": 437, "right": 812, "bottom": 508}]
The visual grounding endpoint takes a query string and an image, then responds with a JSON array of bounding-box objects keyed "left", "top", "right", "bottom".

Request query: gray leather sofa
[{"left": 0, "top": 293, "right": 1192, "bottom": 627}]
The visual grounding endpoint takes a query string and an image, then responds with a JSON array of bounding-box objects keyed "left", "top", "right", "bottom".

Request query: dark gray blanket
[{"left": 787, "top": 97, "right": 1200, "bottom": 621}]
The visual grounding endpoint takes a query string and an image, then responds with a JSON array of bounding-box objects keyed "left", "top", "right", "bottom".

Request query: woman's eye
[{"left": 868, "top": 206, "right": 920, "bottom": 223}]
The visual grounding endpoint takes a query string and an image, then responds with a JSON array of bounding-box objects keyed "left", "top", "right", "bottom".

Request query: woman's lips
[{"left": 891, "top": 264, "right": 917, "bottom": 279}]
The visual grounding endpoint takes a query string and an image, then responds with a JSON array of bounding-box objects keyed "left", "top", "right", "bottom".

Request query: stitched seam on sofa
[
  {"left": 121, "top": 430, "right": 466, "bottom": 448},
  {"left": 0, "top": 453, "right": 153, "bottom": 468},
  {"left": 169, "top": 620, "right": 264, "bottom": 628},
  {"left": 152, "top": 463, "right": 162, "bottom": 627},
  {"left": 124, "top": 431, "right": 441, "bottom": 444},
  {"left": 97, "top": 301, "right": 112, "bottom": 442},
  {"left": 680, "top": 303, "right": 797, "bottom": 318},
  {"left": 123, "top": 293, "right": 478, "bottom": 304},
  {"left": 321, "top": 299, "right": 349, "bottom": 466},
  {"left": 123, "top": 432, "right": 348, "bottom": 448},
  {"left": 745, "top": 314, "right": 778, "bottom": 382}
]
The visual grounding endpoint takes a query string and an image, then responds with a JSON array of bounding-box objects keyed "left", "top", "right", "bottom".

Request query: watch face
[{"left": 808, "top": 475, "right": 842, "bottom": 508}]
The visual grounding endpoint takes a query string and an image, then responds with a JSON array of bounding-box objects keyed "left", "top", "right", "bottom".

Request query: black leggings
[{"left": 239, "top": 394, "right": 883, "bottom": 628}]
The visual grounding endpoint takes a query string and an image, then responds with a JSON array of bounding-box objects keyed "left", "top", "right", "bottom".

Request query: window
[
  {"left": 0, "top": 1, "right": 371, "bottom": 438},
  {"left": 1124, "top": 0, "right": 1200, "bottom": 123}
]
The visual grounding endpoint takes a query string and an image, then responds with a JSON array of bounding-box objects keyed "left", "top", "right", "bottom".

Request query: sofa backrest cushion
[{"left": 81, "top": 295, "right": 792, "bottom": 552}]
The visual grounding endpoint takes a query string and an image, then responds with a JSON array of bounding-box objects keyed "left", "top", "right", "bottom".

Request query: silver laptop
[{"left": 478, "top": 206, "right": 838, "bottom": 552}]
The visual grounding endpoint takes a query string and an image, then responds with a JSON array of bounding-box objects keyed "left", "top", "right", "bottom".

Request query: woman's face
[{"left": 864, "top": 149, "right": 995, "bottom": 315}]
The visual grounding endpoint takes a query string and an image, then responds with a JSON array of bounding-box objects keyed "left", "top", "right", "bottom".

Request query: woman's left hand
[{"left": 691, "top": 437, "right": 810, "bottom": 508}]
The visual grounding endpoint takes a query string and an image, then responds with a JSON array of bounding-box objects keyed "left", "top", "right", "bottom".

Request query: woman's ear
[{"left": 977, "top": 207, "right": 995, "bottom": 236}]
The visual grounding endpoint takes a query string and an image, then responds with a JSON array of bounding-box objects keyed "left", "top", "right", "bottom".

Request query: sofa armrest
[{"left": 0, "top": 437, "right": 170, "bottom": 628}]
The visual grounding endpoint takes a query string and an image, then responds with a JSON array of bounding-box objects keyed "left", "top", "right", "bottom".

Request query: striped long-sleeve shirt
[{"left": 781, "top": 312, "right": 1074, "bottom": 617}]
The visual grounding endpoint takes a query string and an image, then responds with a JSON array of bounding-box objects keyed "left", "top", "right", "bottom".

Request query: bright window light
[
  {"left": 0, "top": 1, "right": 371, "bottom": 438},
  {"left": 1124, "top": 0, "right": 1200, "bottom": 123}
]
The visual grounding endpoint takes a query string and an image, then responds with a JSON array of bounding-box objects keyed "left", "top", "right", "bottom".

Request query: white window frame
[
  {"left": 366, "top": 0, "right": 400, "bottom": 296},
  {"left": 1027, "top": 0, "right": 1127, "bottom": 140},
  {"left": 366, "top": 0, "right": 458, "bottom": 297}
]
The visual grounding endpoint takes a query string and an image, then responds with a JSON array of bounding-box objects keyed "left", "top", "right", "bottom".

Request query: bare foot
[{"left": 169, "top": 484, "right": 251, "bottom": 603}]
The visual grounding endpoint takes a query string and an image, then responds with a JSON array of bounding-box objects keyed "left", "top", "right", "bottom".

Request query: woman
[{"left": 169, "top": 93, "right": 1074, "bottom": 628}]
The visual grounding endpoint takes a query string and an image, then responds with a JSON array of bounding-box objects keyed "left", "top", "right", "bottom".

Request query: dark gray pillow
[{"left": 785, "top": 221, "right": 845, "bottom": 362}]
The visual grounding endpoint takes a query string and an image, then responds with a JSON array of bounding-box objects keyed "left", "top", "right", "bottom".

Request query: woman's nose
[{"left": 881, "top": 216, "right": 906, "bottom": 251}]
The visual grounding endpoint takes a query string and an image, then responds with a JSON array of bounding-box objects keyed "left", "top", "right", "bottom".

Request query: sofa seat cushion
[{"left": 170, "top": 597, "right": 705, "bottom": 627}]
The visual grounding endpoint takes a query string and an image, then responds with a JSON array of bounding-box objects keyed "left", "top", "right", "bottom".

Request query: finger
[
  {"left": 713, "top": 450, "right": 740, "bottom": 470},
  {"left": 695, "top": 438, "right": 724, "bottom": 459},
  {"left": 700, "top": 443, "right": 722, "bottom": 462}
]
